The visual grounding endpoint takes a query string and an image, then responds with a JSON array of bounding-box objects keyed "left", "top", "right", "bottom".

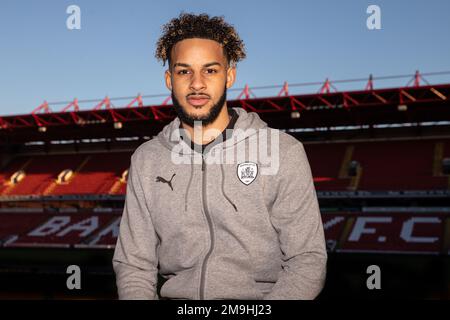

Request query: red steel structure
[{"left": 1, "top": 71, "right": 448, "bottom": 130}]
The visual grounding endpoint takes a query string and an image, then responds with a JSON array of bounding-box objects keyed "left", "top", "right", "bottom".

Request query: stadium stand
[{"left": 0, "top": 74, "right": 449, "bottom": 299}]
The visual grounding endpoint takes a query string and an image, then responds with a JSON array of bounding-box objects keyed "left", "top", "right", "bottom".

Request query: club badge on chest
[{"left": 237, "top": 162, "right": 258, "bottom": 185}]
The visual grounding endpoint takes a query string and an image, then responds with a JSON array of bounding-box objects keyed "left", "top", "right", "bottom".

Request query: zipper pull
[{"left": 202, "top": 155, "right": 205, "bottom": 171}]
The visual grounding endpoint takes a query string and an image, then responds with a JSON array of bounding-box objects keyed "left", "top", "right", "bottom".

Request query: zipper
[{"left": 199, "top": 154, "right": 214, "bottom": 300}]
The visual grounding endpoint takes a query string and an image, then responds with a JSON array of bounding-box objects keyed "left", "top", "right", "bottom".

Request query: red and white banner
[
  {"left": 1, "top": 211, "right": 449, "bottom": 254},
  {"left": 323, "top": 212, "right": 449, "bottom": 255}
]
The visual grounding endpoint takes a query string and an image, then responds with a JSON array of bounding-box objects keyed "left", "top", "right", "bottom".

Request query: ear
[
  {"left": 165, "top": 68, "right": 172, "bottom": 91},
  {"left": 226, "top": 65, "right": 236, "bottom": 89}
]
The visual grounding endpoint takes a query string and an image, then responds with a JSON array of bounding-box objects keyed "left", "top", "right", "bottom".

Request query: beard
[{"left": 172, "top": 85, "right": 227, "bottom": 127}]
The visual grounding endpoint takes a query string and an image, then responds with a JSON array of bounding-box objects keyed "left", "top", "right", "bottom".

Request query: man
[{"left": 113, "top": 12, "right": 327, "bottom": 300}]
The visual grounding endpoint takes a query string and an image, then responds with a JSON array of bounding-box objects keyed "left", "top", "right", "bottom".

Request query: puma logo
[{"left": 155, "top": 173, "right": 176, "bottom": 191}]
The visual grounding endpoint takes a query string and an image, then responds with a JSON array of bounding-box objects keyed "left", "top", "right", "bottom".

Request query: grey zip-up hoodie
[{"left": 112, "top": 107, "right": 327, "bottom": 300}]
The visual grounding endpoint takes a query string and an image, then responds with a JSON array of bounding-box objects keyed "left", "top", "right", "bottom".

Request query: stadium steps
[
  {"left": 108, "top": 179, "right": 124, "bottom": 195},
  {"left": 336, "top": 144, "right": 362, "bottom": 191},
  {"left": 0, "top": 158, "right": 33, "bottom": 195},
  {"left": 42, "top": 180, "right": 57, "bottom": 196},
  {"left": 42, "top": 155, "right": 92, "bottom": 195},
  {"left": 348, "top": 166, "right": 362, "bottom": 191},
  {"left": 107, "top": 169, "right": 128, "bottom": 194},
  {"left": 338, "top": 145, "right": 354, "bottom": 178},
  {"left": 48, "top": 152, "right": 131, "bottom": 195},
  {"left": 432, "top": 141, "right": 450, "bottom": 189},
  {"left": 433, "top": 141, "right": 444, "bottom": 176},
  {"left": 334, "top": 216, "right": 355, "bottom": 252},
  {"left": 443, "top": 217, "right": 450, "bottom": 255}
]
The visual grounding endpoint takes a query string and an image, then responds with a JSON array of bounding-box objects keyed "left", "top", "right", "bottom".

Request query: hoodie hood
[{"left": 157, "top": 107, "right": 268, "bottom": 155}]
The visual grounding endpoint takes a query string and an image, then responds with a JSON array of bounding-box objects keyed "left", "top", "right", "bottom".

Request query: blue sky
[{"left": 0, "top": 0, "right": 449, "bottom": 116}]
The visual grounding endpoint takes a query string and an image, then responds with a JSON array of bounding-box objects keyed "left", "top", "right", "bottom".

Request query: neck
[{"left": 181, "top": 105, "right": 230, "bottom": 145}]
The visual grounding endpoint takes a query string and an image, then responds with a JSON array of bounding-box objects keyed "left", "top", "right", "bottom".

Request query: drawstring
[
  {"left": 184, "top": 155, "right": 194, "bottom": 211},
  {"left": 182, "top": 145, "right": 238, "bottom": 213},
  {"left": 221, "top": 162, "right": 238, "bottom": 212}
]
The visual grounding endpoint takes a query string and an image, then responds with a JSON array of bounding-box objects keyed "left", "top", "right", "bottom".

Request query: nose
[{"left": 189, "top": 72, "right": 206, "bottom": 92}]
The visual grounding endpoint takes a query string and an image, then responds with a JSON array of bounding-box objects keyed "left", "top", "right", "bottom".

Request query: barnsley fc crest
[{"left": 237, "top": 162, "right": 258, "bottom": 185}]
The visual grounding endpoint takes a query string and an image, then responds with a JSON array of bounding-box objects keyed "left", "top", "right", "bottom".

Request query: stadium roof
[{"left": 1, "top": 73, "right": 449, "bottom": 145}]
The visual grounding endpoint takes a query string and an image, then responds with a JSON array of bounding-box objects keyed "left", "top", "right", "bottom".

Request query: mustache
[{"left": 187, "top": 93, "right": 210, "bottom": 98}]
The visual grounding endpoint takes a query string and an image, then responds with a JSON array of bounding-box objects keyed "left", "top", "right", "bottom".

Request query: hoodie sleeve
[
  {"left": 112, "top": 152, "right": 160, "bottom": 300},
  {"left": 263, "top": 140, "right": 327, "bottom": 300}
]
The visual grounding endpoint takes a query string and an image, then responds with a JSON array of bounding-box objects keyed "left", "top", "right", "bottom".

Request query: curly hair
[{"left": 155, "top": 12, "right": 246, "bottom": 68}]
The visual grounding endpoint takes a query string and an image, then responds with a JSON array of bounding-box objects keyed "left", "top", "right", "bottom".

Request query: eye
[
  {"left": 177, "top": 69, "right": 190, "bottom": 75},
  {"left": 205, "top": 69, "right": 217, "bottom": 74}
]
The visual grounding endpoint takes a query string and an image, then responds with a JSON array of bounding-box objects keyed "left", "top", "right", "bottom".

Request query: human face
[{"left": 165, "top": 38, "right": 236, "bottom": 127}]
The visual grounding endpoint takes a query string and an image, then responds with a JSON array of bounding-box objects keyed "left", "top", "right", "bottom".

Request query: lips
[{"left": 187, "top": 95, "right": 210, "bottom": 106}]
